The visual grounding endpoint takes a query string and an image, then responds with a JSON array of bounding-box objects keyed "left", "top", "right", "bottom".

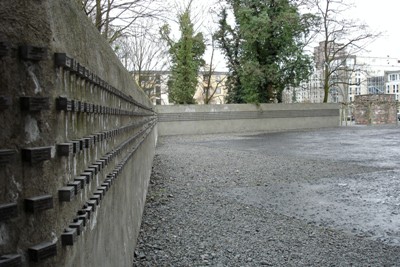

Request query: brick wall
[{"left": 354, "top": 94, "right": 397, "bottom": 125}]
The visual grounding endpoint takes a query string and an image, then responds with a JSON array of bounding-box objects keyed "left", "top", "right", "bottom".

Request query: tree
[
  {"left": 113, "top": 23, "right": 169, "bottom": 99},
  {"left": 161, "top": 6, "right": 206, "bottom": 104},
  {"left": 309, "top": 0, "right": 380, "bottom": 103},
  {"left": 77, "top": 0, "right": 166, "bottom": 43},
  {"left": 216, "top": 0, "right": 315, "bottom": 103},
  {"left": 215, "top": 7, "right": 244, "bottom": 103}
]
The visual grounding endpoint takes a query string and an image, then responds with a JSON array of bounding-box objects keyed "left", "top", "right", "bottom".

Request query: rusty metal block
[
  {"left": 80, "top": 172, "right": 92, "bottom": 184},
  {"left": 93, "top": 161, "right": 102, "bottom": 172},
  {"left": 102, "top": 181, "right": 111, "bottom": 190},
  {"left": 83, "top": 138, "right": 92, "bottom": 149},
  {"left": 20, "top": 97, "right": 50, "bottom": 111},
  {"left": 87, "top": 166, "right": 97, "bottom": 176},
  {"left": 28, "top": 242, "right": 56, "bottom": 262},
  {"left": 89, "top": 72, "right": 95, "bottom": 82},
  {"left": 76, "top": 212, "right": 88, "bottom": 226},
  {"left": 78, "top": 101, "right": 84, "bottom": 113},
  {"left": 0, "top": 254, "right": 22, "bottom": 266},
  {"left": 83, "top": 102, "right": 88, "bottom": 113},
  {"left": 21, "top": 147, "right": 51, "bottom": 164},
  {"left": 77, "top": 63, "right": 85, "bottom": 78},
  {"left": 19, "top": 45, "right": 47, "bottom": 61},
  {"left": 56, "top": 97, "right": 71, "bottom": 111},
  {"left": 84, "top": 68, "right": 91, "bottom": 80},
  {"left": 71, "top": 100, "right": 79, "bottom": 112},
  {"left": 61, "top": 228, "right": 77, "bottom": 246},
  {"left": 58, "top": 186, "right": 75, "bottom": 202},
  {"left": 74, "top": 177, "right": 86, "bottom": 188},
  {"left": 25, "top": 195, "right": 53, "bottom": 213},
  {"left": 98, "top": 159, "right": 106, "bottom": 168},
  {"left": 83, "top": 205, "right": 93, "bottom": 219},
  {"left": 70, "top": 219, "right": 84, "bottom": 235},
  {"left": 57, "top": 143, "right": 72, "bottom": 157},
  {"left": 91, "top": 135, "right": 98, "bottom": 144},
  {"left": 93, "top": 190, "right": 104, "bottom": 200},
  {"left": 0, "top": 203, "right": 18, "bottom": 222},
  {"left": 54, "top": 53, "right": 72, "bottom": 69},
  {"left": 67, "top": 181, "right": 81, "bottom": 195},
  {"left": 99, "top": 186, "right": 108, "bottom": 194},
  {"left": 71, "top": 141, "right": 80, "bottom": 154},
  {"left": 69, "top": 58, "right": 78, "bottom": 73},
  {"left": 87, "top": 199, "right": 98, "bottom": 210}
]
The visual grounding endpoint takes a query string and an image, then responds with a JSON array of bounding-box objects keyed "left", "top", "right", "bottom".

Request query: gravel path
[{"left": 133, "top": 127, "right": 400, "bottom": 266}]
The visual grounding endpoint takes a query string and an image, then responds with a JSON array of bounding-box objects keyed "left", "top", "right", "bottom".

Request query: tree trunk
[
  {"left": 95, "top": 0, "right": 102, "bottom": 32},
  {"left": 323, "top": 64, "right": 329, "bottom": 103}
]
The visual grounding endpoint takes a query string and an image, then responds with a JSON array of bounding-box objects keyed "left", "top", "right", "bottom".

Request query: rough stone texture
[
  {"left": 134, "top": 126, "right": 400, "bottom": 266},
  {"left": 0, "top": 1, "right": 156, "bottom": 266},
  {"left": 354, "top": 94, "right": 397, "bottom": 125}
]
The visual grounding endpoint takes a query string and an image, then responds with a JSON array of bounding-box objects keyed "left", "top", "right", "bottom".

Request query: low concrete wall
[
  {"left": 156, "top": 104, "right": 339, "bottom": 136},
  {"left": 0, "top": 1, "right": 156, "bottom": 266}
]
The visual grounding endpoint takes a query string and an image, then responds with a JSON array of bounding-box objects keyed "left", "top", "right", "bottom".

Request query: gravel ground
[{"left": 133, "top": 126, "right": 400, "bottom": 266}]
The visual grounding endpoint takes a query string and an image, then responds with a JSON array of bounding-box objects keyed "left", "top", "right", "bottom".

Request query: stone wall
[
  {"left": 0, "top": 1, "right": 157, "bottom": 266},
  {"left": 354, "top": 94, "right": 397, "bottom": 125},
  {"left": 156, "top": 103, "right": 339, "bottom": 136}
]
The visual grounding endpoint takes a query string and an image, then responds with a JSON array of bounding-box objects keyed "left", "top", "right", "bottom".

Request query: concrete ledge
[{"left": 156, "top": 104, "right": 340, "bottom": 136}]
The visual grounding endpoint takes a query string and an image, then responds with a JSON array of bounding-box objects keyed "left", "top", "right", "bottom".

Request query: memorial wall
[{"left": 0, "top": 1, "right": 157, "bottom": 266}]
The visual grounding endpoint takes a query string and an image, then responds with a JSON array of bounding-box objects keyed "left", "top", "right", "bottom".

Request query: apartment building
[
  {"left": 385, "top": 70, "right": 400, "bottom": 101},
  {"left": 131, "top": 70, "right": 170, "bottom": 105},
  {"left": 286, "top": 41, "right": 400, "bottom": 104},
  {"left": 194, "top": 71, "right": 228, "bottom": 104},
  {"left": 132, "top": 70, "right": 229, "bottom": 105}
]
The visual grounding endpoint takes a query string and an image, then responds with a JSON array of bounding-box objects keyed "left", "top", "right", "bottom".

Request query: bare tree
[
  {"left": 308, "top": 0, "right": 380, "bottom": 102},
  {"left": 78, "top": 0, "right": 168, "bottom": 43},
  {"left": 113, "top": 26, "right": 169, "bottom": 100},
  {"left": 199, "top": 35, "right": 227, "bottom": 104}
]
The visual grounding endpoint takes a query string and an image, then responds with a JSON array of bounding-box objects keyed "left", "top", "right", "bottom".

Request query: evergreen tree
[
  {"left": 161, "top": 9, "right": 205, "bottom": 104},
  {"left": 216, "top": 0, "right": 315, "bottom": 103}
]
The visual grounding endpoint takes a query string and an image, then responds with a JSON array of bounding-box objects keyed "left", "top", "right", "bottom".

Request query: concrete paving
[
  {"left": 208, "top": 125, "right": 400, "bottom": 246},
  {"left": 134, "top": 124, "right": 400, "bottom": 266}
]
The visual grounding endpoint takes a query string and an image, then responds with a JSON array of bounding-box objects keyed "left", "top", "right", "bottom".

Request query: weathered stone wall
[
  {"left": 354, "top": 94, "right": 397, "bottom": 125},
  {"left": 156, "top": 103, "right": 339, "bottom": 136},
  {"left": 0, "top": 1, "right": 157, "bottom": 266}
]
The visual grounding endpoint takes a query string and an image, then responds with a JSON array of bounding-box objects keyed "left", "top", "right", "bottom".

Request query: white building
[
  {"left": 286, "top": 53, "right": 400, "bottom": 104},
  {"left": 385, "top": 70, "right": 400, "bottom": 101}
]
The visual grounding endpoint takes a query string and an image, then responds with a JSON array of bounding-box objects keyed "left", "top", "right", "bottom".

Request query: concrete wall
[
  {"left": 156, "top": 104, "right": 339, "bottom": 136},
  {"left": 354, "top": 94, "right": 397, "bottom": 125},
  {"left": 0, "top": 1, "right": 156, "bottom": 266}
]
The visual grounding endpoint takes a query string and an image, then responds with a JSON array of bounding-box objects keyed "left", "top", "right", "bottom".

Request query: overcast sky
[
  {"left": 168, "top": 0, "right": 400, "bottom": 70},
  {"left": 352, "top": 0, "right": 400, "bottom": 59}
]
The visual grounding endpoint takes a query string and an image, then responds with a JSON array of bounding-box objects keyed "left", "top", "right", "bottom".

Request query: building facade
[
  {"left": 385, "top": 70, "right": 400, "bottom": 101},
  {"left": 132, "top": 70, "right": 229, "bottom": 105},
  {"left": 285, "top": 41, "right": 400, "bottom": 104}
]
